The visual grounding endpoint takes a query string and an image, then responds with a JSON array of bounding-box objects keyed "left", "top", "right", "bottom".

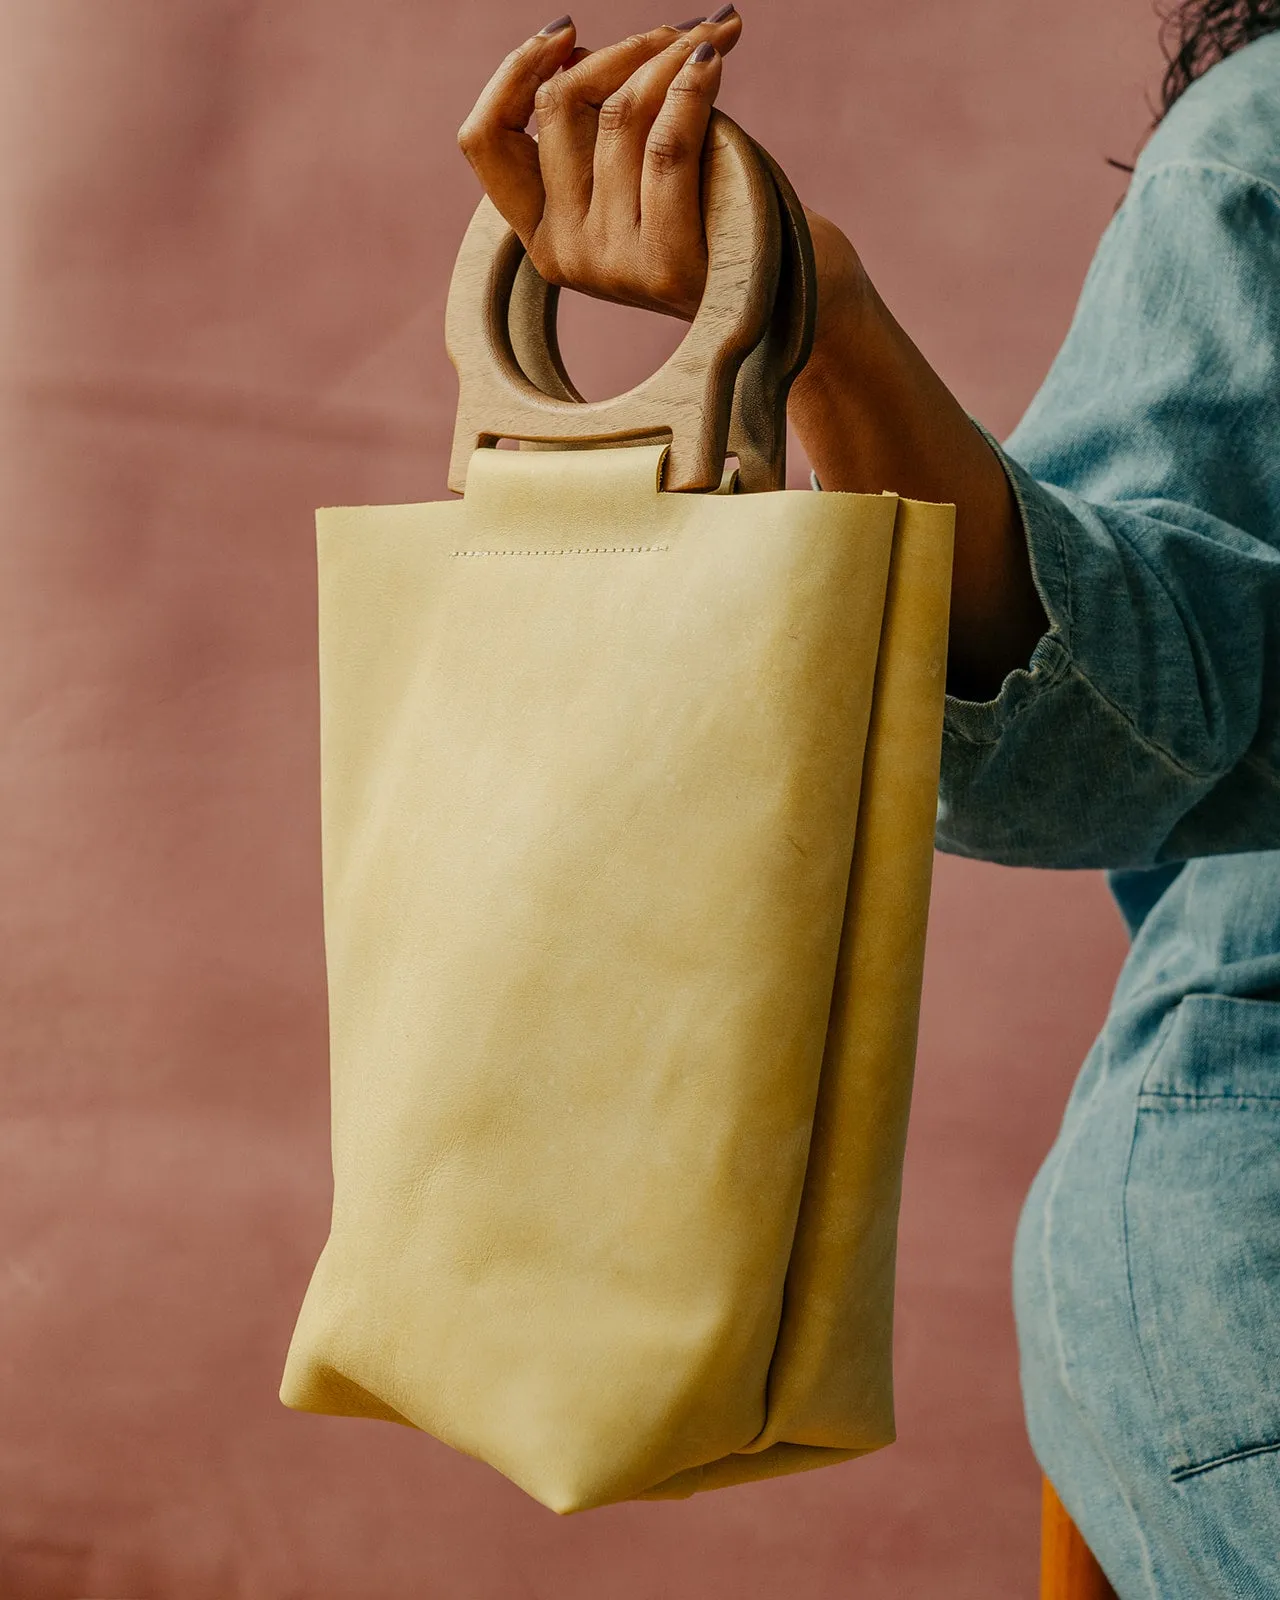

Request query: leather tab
[{"left": 456, "top": 442, "right": 673, "bottom": 552}]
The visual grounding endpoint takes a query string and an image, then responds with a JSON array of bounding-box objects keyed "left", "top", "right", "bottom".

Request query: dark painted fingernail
[
  {"left": 537, "top": 13, "right": 573, "bottom": 34},
  {"left": 708, "top": 3, "right": 737, "bottom": 19},
  {"left": 691, "top": 40, "right": 717, "bottom": 61},
  {"left": 673, "top": 16, "right": 706, "bottom": 29}
]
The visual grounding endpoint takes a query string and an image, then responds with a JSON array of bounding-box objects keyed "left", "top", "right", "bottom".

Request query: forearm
[{"left": 788, "top": 278, "right": 1047, "bottom": 700}]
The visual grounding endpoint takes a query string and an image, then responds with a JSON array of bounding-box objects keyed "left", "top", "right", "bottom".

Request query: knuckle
[
  {"left": 533, "top": 78, "right": 568, "bottom": 119},
  {"left": 646, "top": 132, "right": 689, "bottom": 175},
  {"left": 528, "top": 239, "right": 570, "bottom": 289},
  {"left": 665, "top": 75, "right": 707, "bottom": 104},
  {"left": 647, "top": 266, "right": 685, "bottom": 306},
  {"left": 529, "top": 254, "right": 564, "bottom": 290},
  {"left": 597, "top": 88, "right": 641, "bottom": 135}
]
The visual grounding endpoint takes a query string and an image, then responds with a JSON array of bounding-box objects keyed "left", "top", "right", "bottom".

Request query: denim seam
[
  {"left": 1170, "top": 1438, "right": 1280, "bottom": 1483},
  {"left": 1137, "top": 1089, "right": 1280, "bottom": 1106},
  {"left": 1240, "top": 749, "right": 1280, "bottom": 795},
  {"left": 1122, "top": 1012, "right": 1181, "bottom": 1448},
  {"left": 1042, "top": 1040, "right": 1160, "bottom": 1598},
  {"left": 971, "top": 410, "right": 1244, "bottom": 783},
  {"left": 966, "top": 657, "right": 1217, "bottom": 785},
  {"left": 942, "top": 641, "right": 1072, "bottom": 749},
  {"left": 1118, "top": 1010, "right": 1280, "bottom": 1488},
  {"left": 1069, "top": 504, "right": 1236, "bottom": 783},
  {"left": 1068, "top": 662, "right": 1214, "bottom": 782},
  {"left": 953, "top": 425, "right": 1219, "bottom": 782},
  {"left": 1131, "top": 158, "right": 1280, "bottom": 210}
]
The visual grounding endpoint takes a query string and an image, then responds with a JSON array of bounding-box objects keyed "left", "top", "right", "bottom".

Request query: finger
[
  {"left": 532, "top": 26, "right": 687, "bottom": 229},
  {"left": 670, "top": 5, "right": 744, "bottom": 55},
  {"left": 640, "top": 41, "right": 722, "bottom": 284},
  {"left": 591, "top": 14, "right": 742, "bottom": 235},
  {"left": 456, "top": 16, "right": 579, "bottom": 243}
]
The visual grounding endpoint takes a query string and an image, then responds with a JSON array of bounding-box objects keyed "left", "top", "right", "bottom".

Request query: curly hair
[{"left": 1158, "top": 0, "right": 1280, "bottom": 113}]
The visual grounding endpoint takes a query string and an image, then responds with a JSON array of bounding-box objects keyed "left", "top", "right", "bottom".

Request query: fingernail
[
  {"left": 708, "top": 3, "right": 737, "bottom": 19},
  {"left": 691, "top": 40, "right": 717, "bottom": 61},
  {"left": 672, "top": 16, "right": 706, "bottom": 29},
  {"left": 537, "top": 13, "right": 573, "bottom": 34}
]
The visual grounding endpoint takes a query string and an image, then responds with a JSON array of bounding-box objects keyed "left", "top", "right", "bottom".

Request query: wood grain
[{"left": 445, "top": 111, "right": 814, "bottom": 495}]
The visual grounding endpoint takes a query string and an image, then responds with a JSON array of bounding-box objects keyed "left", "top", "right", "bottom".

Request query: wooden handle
[
  {"left": 445, "top": 111, "right": 815, "bottom": 494},
  {"left": 724, "top": 132, "right": 817, "bottom": 491}
]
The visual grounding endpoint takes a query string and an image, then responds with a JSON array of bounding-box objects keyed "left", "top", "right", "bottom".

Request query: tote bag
[{"left": 280, "top": 112, "right": 955, "bottom": 1514}]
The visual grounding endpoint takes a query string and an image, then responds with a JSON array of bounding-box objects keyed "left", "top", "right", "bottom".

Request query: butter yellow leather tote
[{"left": 280, "top": 113, "right": 954, "bottom": 1514}]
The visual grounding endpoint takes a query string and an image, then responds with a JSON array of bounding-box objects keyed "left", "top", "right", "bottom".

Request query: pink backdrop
[{"left": 0, "top": 3, "right": 1151, "bottom": 1595}]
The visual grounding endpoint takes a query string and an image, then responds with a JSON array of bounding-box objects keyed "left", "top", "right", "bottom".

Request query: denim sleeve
[{"left": 930, "top": 162, "right": 1280, "bottom": 870}]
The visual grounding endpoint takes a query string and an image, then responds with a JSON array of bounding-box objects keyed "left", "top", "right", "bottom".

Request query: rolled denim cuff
[
  {"left": 940, "top": 415, "right": 1075, "bottom": 743},
  {"left": 810, "top": 420, "right": 1076, "bottom": 742}
]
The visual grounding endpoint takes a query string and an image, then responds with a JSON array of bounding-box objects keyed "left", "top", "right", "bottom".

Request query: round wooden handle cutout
[{"left": 445, "top": 111, "right": 814, "bottom": 494}]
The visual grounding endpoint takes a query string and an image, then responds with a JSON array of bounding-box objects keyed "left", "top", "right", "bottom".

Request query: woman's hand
[
  {"left": 458, "top": 11, "right": 872, "bottom": 337},
  {"left": 458, "top": 10, "right": 751, "bottom": 322},
  {"left": 458, "top": 12, "right": 1045, "bottom": 697}
]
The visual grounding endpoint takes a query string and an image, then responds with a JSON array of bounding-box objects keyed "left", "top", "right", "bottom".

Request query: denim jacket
[
  {"left": 818, "top": 32, "right": 1280, "bottom": 993},
  {"left": 817, "top": 42, "right": 1280, "bottom": 1576}
]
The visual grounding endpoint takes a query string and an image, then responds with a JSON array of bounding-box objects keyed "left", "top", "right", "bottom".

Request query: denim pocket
[{"left": 1124, "top": 993, "right": 1280, "bottom": 1481}]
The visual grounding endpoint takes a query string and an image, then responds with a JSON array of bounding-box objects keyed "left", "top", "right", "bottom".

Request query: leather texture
[{"left": 279, "top": 439, "right": 954, "bottom": 1513}]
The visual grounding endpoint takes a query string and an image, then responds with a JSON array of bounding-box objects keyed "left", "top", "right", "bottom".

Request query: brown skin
[{"left": 458, "top": 12, "right": 1048, "bottom": 699}]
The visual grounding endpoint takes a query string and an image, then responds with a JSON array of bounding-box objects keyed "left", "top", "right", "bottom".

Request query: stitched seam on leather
[{"left": 450, "top": 545, "right": 670, "bottom": 556}]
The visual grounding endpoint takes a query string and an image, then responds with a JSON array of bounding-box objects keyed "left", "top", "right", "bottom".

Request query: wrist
[
  {"left": 791, "top": 284, "right": 883, "bottom": 417},
  {"left": 790, "top": 207, "right": 882, "bottom": 411},
  {"left": 787, "top": 282, "right": 898, "bottom": 485}
]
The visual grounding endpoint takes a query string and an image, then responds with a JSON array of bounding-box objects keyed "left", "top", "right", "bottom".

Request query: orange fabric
[{"left": 1041, "top": 1479, "right": 1120, "bottom": 1600}]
